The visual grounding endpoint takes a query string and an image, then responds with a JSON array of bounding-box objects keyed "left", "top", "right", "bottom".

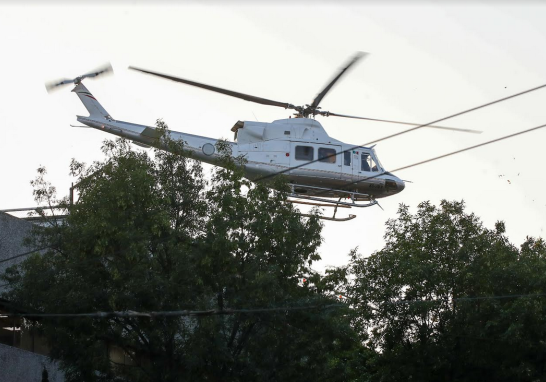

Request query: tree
[
  {"left": 2, "top": 121, "right": 365, "bottom": 381},
  {"left": 342, "top": 200, "right": 546, "bottom": 382}
]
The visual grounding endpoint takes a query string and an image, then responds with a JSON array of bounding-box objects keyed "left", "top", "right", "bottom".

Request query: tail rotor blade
[
  {"left": 45, "top": 79, "right": 76, "bottom": 93},
  {"left": 45, "top": 63, "right": 113, "bottom": 93},
  {"left": 81, "top": 63, "right": 113, "bottom": 80}
]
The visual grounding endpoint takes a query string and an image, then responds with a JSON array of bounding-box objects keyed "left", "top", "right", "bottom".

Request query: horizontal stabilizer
[
  {"left": 141, "top": 127, "right": 162, "bottom": 139},
  {"left": 132, "top": 141, "right": 151, "bottom": 148}
]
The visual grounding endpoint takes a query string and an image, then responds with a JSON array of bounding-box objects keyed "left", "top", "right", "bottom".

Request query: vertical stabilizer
[{"left": 72, "top": 82, "right": 111, "bottom": 119}]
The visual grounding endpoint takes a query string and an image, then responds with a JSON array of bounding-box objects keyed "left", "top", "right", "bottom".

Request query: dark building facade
[{"left": 0, "top": 212, "right": 64, "bottom": 382}]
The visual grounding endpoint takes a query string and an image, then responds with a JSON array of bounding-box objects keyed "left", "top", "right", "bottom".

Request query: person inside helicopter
[
  {"left": 361, "top": 155, "right": 370, "bottom": 171},
  {"left": 361, "top": 153, "right": 379, "bottom": 172}
]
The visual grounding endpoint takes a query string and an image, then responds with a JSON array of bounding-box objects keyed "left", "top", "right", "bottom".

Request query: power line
[
  {"left": 0, "top": 246, "right": 49, "bottom": 265},
  {"left": 253, "top": 82, "right": 546, "bottom": 184},
  {"left": 3, "top": 123, "right": 545, "bottom": 294},
  {"left": 3, "top": 119, "right": 544, "bottom": 286},
  {"left": 0, "top": 304, "right": 344, "bottom": 319},
  {"left": 454, "top": 293, "right": 546, "bottom": 302},
  {"left": 0, "top": 233, "right": 182, "bottom": 290},
  {"left": 3, "top": 121, "right": 544, "bottom": 275},
  {"left": 313, "top": 121, "right": 546, "bottom": 197},
  {"left": 351, "top": 293, "right": 546, "bottom": 306},
  {"left": 4, "top": 292, "right": 546, "bottom": 319},
  {"left": 361, "top": 83, "right": 546, "bottom": 146}
]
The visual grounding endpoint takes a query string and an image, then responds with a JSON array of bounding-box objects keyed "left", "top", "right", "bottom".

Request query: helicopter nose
[{"left": 385, "top": 176, "right": 405, "bottom": 194}]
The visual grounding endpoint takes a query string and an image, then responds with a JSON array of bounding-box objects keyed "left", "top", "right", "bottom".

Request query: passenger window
[
  {"left": 344, "top": 151, "right": 351, "bottom": 166},
  {"left": 295, "top": 146, "right": 313, "bottom": 161},
  {"left": 318, "top": 148, "right": 337, "bottom": 164},
  {"left": 361, "top": 153, "right": 378, "bottom": 172}
]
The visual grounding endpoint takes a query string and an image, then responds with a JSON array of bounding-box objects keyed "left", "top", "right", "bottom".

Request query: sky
[{"left": 1, "top": 2, "right": 546, "bottom": 270}]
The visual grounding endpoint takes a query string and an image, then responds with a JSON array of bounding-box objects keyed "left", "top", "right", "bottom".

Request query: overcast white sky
[{"left": 1, "top": 2, "right": 546, "bottom": 270}]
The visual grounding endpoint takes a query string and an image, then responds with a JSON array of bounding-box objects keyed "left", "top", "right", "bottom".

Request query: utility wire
[
  {"left": 253, "top": 82, "right": 546, "bottom": 184},
  {"left": 3, "top": 120, "right": 545, "bottom": 276},
  {"left": 3, "top": 118, "right": 545, "bottom": 296},
  {"left": 0, "top": 246, "right": 49, "bottom": 265},
  {"left": 3, "top": 119, "right": 545, "bottom": 285},
  {"left": 313, "top": 121, "right": 546, "bottom": 197},
  {"left": 0, "top": 233, "right": 182, "bottom": 290},
  {"left": 454, "top": 293, "right": 546, "bottom": 302},
  {"left": 387, "top": 293, "right": 546, "bottom": 305},
  {"left": 0, "top": 304, "right": 344, "bottom": 319},
  {"left": 4, "top": 293, "right": 546, "bottom": 319}
]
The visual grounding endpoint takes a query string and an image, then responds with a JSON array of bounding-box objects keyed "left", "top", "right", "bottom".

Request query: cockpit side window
[
  {"left": 344, "top": 151, "right": 351, "bottom": 166},
  {"left": 361, "top": 153, "right": 379, "bottom": 172}
]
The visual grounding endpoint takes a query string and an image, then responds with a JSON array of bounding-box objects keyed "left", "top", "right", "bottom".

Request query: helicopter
[{"left": 46, "top": 53, "right": 478, "bottom": 221}]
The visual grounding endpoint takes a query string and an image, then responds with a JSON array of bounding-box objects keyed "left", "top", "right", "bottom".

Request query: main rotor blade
[
  {"left": 310, "top": 52, "right": 367, "bottom": 110},
  {"left": 129, "top": 66, "right": 295, "bottom": 109},
  {"left": 324, "top": 111, "right": 482, "bottom": 134}
]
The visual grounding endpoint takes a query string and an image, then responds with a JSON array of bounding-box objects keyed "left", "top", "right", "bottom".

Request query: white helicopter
[{"left": 47, "top": 54, "right": 477, "bottom": 221}]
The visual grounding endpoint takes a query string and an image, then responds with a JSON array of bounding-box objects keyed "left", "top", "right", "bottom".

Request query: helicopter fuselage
[{"left": 76, "top": 113, "right": 405, "bottom": 200}]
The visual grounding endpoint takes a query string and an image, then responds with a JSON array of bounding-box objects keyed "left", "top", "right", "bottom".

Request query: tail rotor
[{"left": 45, "top": 63, "right": 113, "bottom": 93}]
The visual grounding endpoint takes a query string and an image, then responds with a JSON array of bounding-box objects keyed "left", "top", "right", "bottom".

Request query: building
[{"left": 0, "top": 212, "right": 65, "bottom": 382}]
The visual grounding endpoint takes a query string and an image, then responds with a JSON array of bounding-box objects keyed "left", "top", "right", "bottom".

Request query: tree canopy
[
  {"left": 2, "top": 122, "right": 363, "bottom": 381},
  {"left": 3, "top": 122, "right": 546, "bottom": 381},
  {"left": 340, "top": 200, "right": 546, "bottom": 382}
]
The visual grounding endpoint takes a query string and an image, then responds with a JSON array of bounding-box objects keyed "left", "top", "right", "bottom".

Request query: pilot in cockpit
[{"left": 361, "top": 154, "right": 371, "bottom": 172}]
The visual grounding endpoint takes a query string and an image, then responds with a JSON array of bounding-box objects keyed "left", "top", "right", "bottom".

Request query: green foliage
[
  {"left": 11, "top": 122, "right": 545, "bottom": 381},
  {"left": 343, "top": 200, "right": 546, "bottom": 382},
  {"left": 2, "top": 121, "right": 364, "bottom": 382}
]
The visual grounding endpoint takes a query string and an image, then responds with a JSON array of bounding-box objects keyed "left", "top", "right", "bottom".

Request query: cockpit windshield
[
  {"left": 361, "top": 153, "right": 378, "bottom": 172},
  {"left": 360, "top": 149, "right": 383, "bottom": 173},
  {"left": 371, "top": 148, "right": 383, "bottom": 171}
]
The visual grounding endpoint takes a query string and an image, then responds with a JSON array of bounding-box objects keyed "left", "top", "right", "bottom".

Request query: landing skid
[
  {"left": 286, "top": 200, "right": 351, "bottom": 208},
  {"left": 299, "top": 212, "right": 357, "bottom": 222},
  {"left": 288, "top": 184, "right": 378, "bottom": 222}
]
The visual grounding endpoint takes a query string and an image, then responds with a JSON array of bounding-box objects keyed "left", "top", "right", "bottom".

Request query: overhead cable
[
  {"left": 314, "top": 121, "right": 546, "bottom": 196},
  {"left": 3, "top": 293, "right": 546, "bottom": 320},
  {"left": 0, "top": 304, "right": 344, "bottom": 319},
  {"left": 0, "top": 246, "right": 49, "bottom": 265},
  {"left": 254, "top": 82, "right": 546, "bottom": 184},
  {"left": 387, "top": 293, "right": 546, "bottom": 305}
]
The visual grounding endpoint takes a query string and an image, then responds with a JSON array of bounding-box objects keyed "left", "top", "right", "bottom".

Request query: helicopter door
[
  {"left": 289, "top": 143, "right": 342, "bottom": 180},
  {"left": 352, "top": 150, "right": 360, "bottom": 178},
  {"left": 262, "top": 141, "right": 290, "bottom": 167}
]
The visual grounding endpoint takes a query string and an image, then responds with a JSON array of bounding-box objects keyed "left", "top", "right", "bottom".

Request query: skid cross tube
[
  {"left": 289, "top": 193, "right": 378, "bottom": 208},
  {"left": 289, "top": 183, "right": 377, "bottom": 208},
  {"left": 290, "top": 183, "right": 372, "bottom": 198}
]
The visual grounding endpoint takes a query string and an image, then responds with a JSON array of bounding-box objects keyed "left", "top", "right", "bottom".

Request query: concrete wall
[
  {"left": 0, "top": 212, "right": 37, "bottom": 294},
  {"left": 0, "top": 212, "right": 65, "bottom": 382},
  {"left": 0, "top": 343, "right": 64, "bottom": 382}
]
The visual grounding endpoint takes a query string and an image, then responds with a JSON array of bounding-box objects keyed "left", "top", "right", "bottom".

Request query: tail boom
[{"left": 72, "top": 82, "right": 112, "bottom": 119}]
